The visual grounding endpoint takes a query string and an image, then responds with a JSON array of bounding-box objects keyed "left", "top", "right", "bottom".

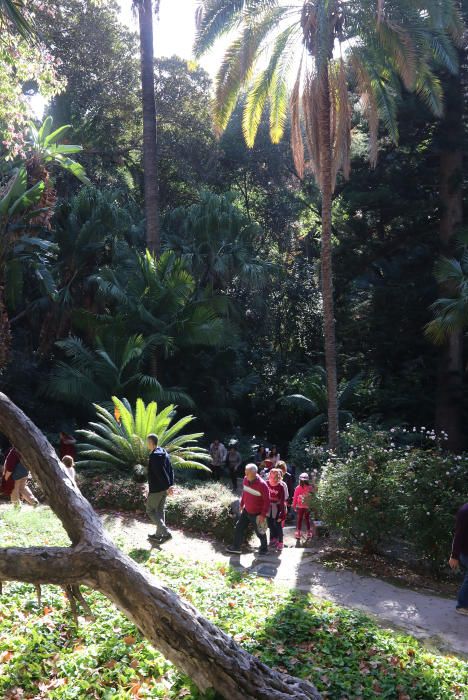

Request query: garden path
[{"left": 102, "top": 512, "right": 468, "bottom": 658}]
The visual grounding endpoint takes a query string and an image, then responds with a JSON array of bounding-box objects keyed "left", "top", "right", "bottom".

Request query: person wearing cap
[
  {"left": 292, "top": 472, "right": 315, "bottom": 540},
  {"left": 226, "top": 463, "right": 270, "bottom": 555}
]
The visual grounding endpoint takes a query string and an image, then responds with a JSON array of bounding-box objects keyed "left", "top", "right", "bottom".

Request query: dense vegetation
[
  {"left": 0, "top": 0, "right": 467, "bottom": 456},
  {"left": 0, "top": 508, "right": 466, "bottom": 700}
]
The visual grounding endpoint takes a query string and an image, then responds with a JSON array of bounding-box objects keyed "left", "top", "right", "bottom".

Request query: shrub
[
  {"left": 77, "top": 473, "right": 238, "bottom": 542},
  {"left": 318, "top": 439, "right": 398, "bottom": 552},
  {"left": 318, "top": 423, "right": 468, "bottom": 571},
  {"left": 78, "top": 473, "right": 146, "bottom": 511},
  {"left": 390, "top": 449, "right": 468, "bottom": 572},
  {"left": 166, "top": 482, "right": 238, "bottom": 542}
]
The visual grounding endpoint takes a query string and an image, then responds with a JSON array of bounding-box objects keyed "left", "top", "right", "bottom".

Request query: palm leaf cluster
[
  {"left": 45, "top": 332, "right": 192, "bottom": 410},
  {"left": 426, "top": 231, "right": 468, "bottom": 344},
  {"left": 281, "top": 366, "right": 362, "bottom": 440},
  {"left": 94, "top": 248, "right": 226, "bottom": 358},
  {"left": 164, "top": 190, "right": 270, "bottom": 292},
  {"left": 77, "top": 396, "right": 212, "bottom": 474},
  {"left": 195, "top": 0, "right": 462, "bottom": 187}
]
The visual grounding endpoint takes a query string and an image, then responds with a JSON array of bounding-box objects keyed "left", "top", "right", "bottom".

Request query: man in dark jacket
[
  {"left": 146, "top": 434, "right": 174, "bottom": 544},
  {"left": 449, "top": 502, "right": 468, "bottom": 615}
]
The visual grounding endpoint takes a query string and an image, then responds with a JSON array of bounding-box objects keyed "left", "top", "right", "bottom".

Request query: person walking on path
[
  {"left": 146, "top": 433, "right": 174, "bottom": 545},
  {"left": 209, "top": 438, "right": 227, "bottom": 481},
  {"left": 293, "top": 473, "right": 315, "bottom": 541},
  {"left": 226, "top": 444, "right": 242, "bottom": 491},
  {"left": 226, "top": 464, "right": 270, "bottom": 555},
  {"left": 2, "top": 447, "right": 38, "bottom": 506},
  {"left": 449, "top": 502, "right": 468, "bottom": 615},
  {"left": 278, "top": 461, "right": 294, "bottom": 511},
  {"left": 266, "top": 468, "right": 287, "bottom": 552}
]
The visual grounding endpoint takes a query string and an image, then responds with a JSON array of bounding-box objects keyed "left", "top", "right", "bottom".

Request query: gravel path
[{"left": 101, "top": 512, "right": 468, "bottom": 658}]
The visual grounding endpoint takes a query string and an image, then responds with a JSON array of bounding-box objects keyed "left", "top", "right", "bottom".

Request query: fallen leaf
[
  {"left": 124, "top": 635, "right": 136, "bottom": 646},
  {"left": 0, "top": 650, "right": 13, "bottom": 663}
]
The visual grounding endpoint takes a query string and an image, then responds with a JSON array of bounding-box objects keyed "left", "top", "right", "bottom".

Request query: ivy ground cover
[{"left": 0, "top": 507, "right": 466, "bottom": 699}]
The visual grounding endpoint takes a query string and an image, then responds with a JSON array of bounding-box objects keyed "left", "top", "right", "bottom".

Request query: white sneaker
[{"left": 455, "top": 607, "right": 468, "bottom": 616}]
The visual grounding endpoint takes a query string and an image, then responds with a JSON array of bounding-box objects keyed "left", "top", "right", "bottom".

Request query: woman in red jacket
[{"left": 266, "top": 468, "right": 287, "bottom": 552}]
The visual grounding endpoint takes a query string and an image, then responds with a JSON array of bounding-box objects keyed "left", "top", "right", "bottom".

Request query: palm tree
[
  {"left": 134, "top": 0, "right": 160, "bottom": 255},
  {"left": 194, "top": 0, "right": 461, "bottom": 449},
  {"left": 95, "top": 249, "right": 225, "bottom": 377},
  {"left": 77, "top": 396, "right": 211, "bottom": 475},
  {"left": 45, "top": 332, "right": 193, "bottom": 411},
  {"left": 280, "top": 366, "right": 361, "bottom": 441},
  {"left": 164, "top": 190, "right": 270, "bottom": 292}
]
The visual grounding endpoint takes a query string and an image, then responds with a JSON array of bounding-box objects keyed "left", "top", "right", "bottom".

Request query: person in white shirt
[{"left": 209, "top": 438, "right": 227, "bottom": 481}]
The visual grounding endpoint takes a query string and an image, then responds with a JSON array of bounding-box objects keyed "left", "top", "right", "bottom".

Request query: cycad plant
[
  {"left": 194, "top": 0, "right": 461, "bottom": 449},
  {"left": 77, "top": 396, "right": 211, "bottom": 476},
  {"left": 281, "top": 366, "right": 362, "bottom": 441}
]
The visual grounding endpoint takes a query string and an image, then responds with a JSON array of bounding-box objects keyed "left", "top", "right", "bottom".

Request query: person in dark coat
[
  {"left": 146, "top": 433, "right": 174, "bottom": 545},
  {"left": 449, "top": 502, "right": 468, "bottom": 615}
]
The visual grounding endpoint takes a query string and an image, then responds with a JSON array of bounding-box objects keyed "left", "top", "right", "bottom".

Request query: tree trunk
[
  {"left": 138, "top": 0, "right": 160, "bottom": 255},
  {"left": 318, "top": 64, "right": 339, "bottom": 451},
  {"left": 435, "top": 57, "right": 465, "bottom": 452},
  {"left": 0, "top": 393, "right": 321, "bottom": 700}
]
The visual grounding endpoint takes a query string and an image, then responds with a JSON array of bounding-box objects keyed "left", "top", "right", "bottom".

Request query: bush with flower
[{"left": 317, "top": 423, "right": 468, "bottom": 573}]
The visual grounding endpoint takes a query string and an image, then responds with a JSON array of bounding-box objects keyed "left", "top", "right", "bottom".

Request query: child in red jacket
[{"left": 293, "top": 472, "right": 315, "bottom": 540}]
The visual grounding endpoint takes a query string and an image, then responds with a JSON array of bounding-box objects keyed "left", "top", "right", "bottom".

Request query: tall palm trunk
[
  {"left": 137, "top": 0, "right": 160, "bottom": 255},
  {"left": 318, "top": 64, "right": 339, "bottom": 451},
  {"left": 435, "top": 61, "right": 464, "bottom": 451}
]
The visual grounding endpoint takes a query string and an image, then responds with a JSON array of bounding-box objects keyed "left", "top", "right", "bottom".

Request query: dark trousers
[
  {"left": 229, "top": 466, "right": 238, "bottom": 490},
  {"left": 233, "top": 510, "right": 267, "bottom": 552},
  {"left": 212, "top": 464, "right": 222, "bottom": 481},
  {"left": 458, "top": 552, "right": 468, "bottom": 608},
  {"left": 268, "top": 516, "right": 283, "bottom": 543}
]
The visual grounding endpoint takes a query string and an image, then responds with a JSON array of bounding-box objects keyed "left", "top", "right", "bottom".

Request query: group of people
[
  {"left": 1, "top": 429, "right": 467, "bottom": 618},
  {"left": 226, "top": 463, "right": 316, "bottom": 555}
]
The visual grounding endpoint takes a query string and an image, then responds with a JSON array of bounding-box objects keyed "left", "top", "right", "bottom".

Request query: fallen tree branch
[{"left": 0, "top": 393, "right": 321, "bottom": 699}]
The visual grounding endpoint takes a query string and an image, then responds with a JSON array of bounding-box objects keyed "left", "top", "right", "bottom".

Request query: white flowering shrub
[
  {"left": 317, "top": 424, "right": 468, "bottom": 572},
  {"left": 317, "top": 431, "right": 398, "bottom": 552}
]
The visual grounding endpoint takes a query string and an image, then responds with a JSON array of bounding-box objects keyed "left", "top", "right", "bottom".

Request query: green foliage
[
  {"left": 26, "top": 116, "right": 90, "bottom": 185},
  {"left": 79, "top": 473, "right": 146, "bottom": 512},
  {"left": 426, "top": 230, "right": 468, "bottom": 343},
  {"left": 46, "top": 332, "right": 192, "bottom": 411},
  {"left": 34, "top": 0, "right": 142, "bottom": 187},
  {"left": 280, "top": 366, "right": 362, "bottom": 441},
  {"left": 164, "top": 190, "right": 269, "bottom": 292},
  {"left": 165, "top": 482, "right": 237, "bottom": 542},
  {"left": 318, "top": 424, "right": 468, "bottom": 570},
  {"left": 77, "top": 396, "right": 211, "bottom": 474},
  {"left": 0, "top": 516, "right": 466, "bottom": 700}
]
